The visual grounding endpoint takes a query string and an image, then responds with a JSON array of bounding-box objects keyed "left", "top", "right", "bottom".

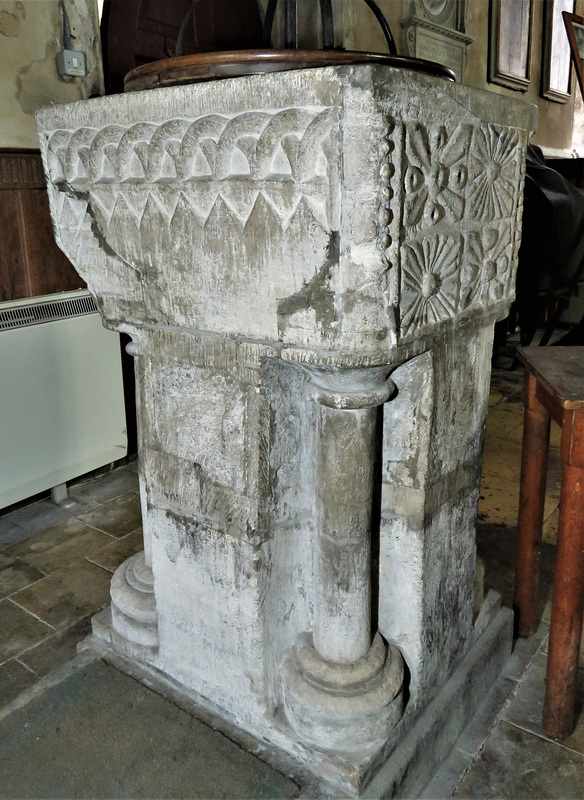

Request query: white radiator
[{"left": 0, "top": 290, "right": 127, "bottom": 510}]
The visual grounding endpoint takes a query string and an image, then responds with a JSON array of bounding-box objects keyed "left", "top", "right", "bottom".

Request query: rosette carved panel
[{"left": 396, "top": 119, "right": 526, "bottom": 340}]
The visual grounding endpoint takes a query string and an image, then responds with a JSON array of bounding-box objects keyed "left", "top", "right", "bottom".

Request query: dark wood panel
[
  {"left": 24, "top": 189, "right": 86, "bottom": 298},
  {"left": 0, "top": 192, "right": 32, "bottom": 301},
  {"left": 0, "top": 150, "right": 86, "bottom": 303},
  {"left": 0, "top": 149, "right": 45, "bottom": 189}
]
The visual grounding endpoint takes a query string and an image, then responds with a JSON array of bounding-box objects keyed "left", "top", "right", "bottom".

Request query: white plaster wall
[
  {"left": 263, "top": 0, "right": 577, "bottom": 152},
  {"left": 8, "top": 0, "right": 575, "bottom": 151},
  {"left": 0, "top": 0, "right": 103, "bottom": 149}
]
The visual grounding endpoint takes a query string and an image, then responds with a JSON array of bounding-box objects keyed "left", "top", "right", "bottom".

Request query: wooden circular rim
[{"left": 124, "top": 49, "right": 456, "bottom": 92}]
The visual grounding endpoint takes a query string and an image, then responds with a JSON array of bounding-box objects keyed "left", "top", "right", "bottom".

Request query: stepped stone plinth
[{"left": 37, "top": 65, "right": 535, "bottom": 796}]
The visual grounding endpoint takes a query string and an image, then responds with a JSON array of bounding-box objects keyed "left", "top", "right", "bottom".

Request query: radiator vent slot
[{"left": 0, "top": 294, "right": 98, "bottom": 331}]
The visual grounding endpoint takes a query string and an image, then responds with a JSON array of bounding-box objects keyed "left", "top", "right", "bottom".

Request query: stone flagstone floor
[
  {"left": 0, "top": 367, "right": 583, "bottom": 798},
  {"left": 0, "top": 463, "right": 142, "bottom": 706}
]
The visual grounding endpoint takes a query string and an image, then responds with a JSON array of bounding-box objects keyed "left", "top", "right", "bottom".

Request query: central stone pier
[{"left": 37, "top": 64, "right": 535, "bottom": 796}]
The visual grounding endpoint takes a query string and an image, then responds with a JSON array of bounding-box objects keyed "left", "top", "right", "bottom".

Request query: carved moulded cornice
[{"left": 401, "top": 16, "right": 474, "bottom": 45}]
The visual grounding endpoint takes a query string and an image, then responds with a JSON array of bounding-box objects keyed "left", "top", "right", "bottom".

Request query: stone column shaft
[
  {"left": 281, "top": 366, "right": 404, "bottom": 753},
  {"left": 106, "top": 337, "right": 158, "bottom": 655},
  {"left": 314, "top": 403, "right": 375, "bottom": 663},
  {"left": 130, "top": 341, "right": 152, "bottom": 570}
]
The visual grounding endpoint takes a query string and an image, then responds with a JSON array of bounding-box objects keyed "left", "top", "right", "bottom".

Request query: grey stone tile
[
  {"left": 77, "top": 493, "right": 142, "bottom": 538},
  {"left": 0, "top": 600, "right": 53, "bottom": 663},
  {"left": 69, "top": 466, "right": 139, "bottom": 504},
  {"left": 19, "top": 616, "right": 93, "bottom": 678},
  {"left": 502, "top": 651, "right": 584, "bottom": 755},
  {"left": 128, "top": 458, "right": 139, "bottom": 474},
  {"left": 502, "top": 620, "right": 549, "bottom": 682},
  {"left": 0, "top": 517, "right": 31, "bottom": 549},
  {"left": 7, "top": 498, "right": 93, "bottom": 535},
  {"left": 85, "top": 527, "right": 144, "bottom": 573},
  {"left": 0, "top": 659, "right": 298, "bottom": 799},
  {"left": 454, "top": 720, "right": 584, "bottom": 799},
  {"left": 490, "top": 374, "right": 524, "bottom": 398},
  {"left": 5, "top": 517, "right": 114, "bottom": 575},
  {"left": 10, "top": 561, "right": 112, "bottom": 632},
  {"left": 0, "top": 660, "right": 37, "bottom": 708},
  {"left": 0, "top": 554, "right": 45, "bottom": 600}
]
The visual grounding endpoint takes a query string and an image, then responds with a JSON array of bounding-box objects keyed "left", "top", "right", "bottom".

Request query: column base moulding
[
  {"left": 108, "top": 551, "right": 159, "bottom": 656},
  {"left": 85, "top": 599, "right": 513, "bottom": 798},
  {"left": 281, "top": 631, "right": 404, "bottom": 754}
]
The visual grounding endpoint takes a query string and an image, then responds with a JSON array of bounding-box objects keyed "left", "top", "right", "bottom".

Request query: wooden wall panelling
[
  {"left": 24, "top": 188, "right": 86, "bottom": 298},
  {"left": 0, "top": 190, "right": 32, "bottom": 301},
  {"left": 0, "top": 150, "right": 85, "bottom": 303},
  {"left": 0, "top": 150, "right": 45, "bottom": 188}
]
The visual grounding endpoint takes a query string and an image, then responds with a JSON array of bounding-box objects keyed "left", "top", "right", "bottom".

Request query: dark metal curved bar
[
  {"left": 361, "top": 0, "right": 397, "bottom": 55},
  {"left": 319, "top": 0, "right": 335, "bottom": 49}
]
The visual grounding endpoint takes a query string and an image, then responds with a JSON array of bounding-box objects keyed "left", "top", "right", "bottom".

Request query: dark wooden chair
[{"left": 495, "top": 147, "right": 584, "bottom": 357}]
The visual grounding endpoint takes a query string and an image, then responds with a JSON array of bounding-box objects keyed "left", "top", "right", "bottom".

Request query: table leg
[
  {"left": 514, "top": 371, "right": 551, "bottom": 636},
  {"left": 542, "top": 416, "right": 584, "bottom": 740}
]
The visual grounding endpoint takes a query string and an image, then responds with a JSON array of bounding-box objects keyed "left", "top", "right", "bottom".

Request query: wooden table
[{"left": 514, "top": 346, "right": 584, "bottom": 739}]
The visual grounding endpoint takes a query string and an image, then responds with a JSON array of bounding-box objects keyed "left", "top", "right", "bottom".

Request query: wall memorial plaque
[{"left": 402, "top": 0, "right": 472, "bottom": 79}]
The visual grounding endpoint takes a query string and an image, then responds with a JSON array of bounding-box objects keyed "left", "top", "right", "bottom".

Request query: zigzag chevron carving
[{"left": 45, "top": 107, "right": 335, "bottom": 234}]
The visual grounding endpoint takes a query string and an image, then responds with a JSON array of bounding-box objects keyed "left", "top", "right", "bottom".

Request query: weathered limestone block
[
  {"left": 379, "top": 325, "right": 496, "bottom": 710},
  {"left": 37, "top": 64, "right": 535, "bottom": 794}
]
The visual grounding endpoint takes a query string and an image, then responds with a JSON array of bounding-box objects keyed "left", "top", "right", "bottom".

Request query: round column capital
[
  {"left": 302, "top": 365, "right": 396, "bottom": 409},
  {"left": 125, "top": 340, "right": 140, "bottom": 357}
]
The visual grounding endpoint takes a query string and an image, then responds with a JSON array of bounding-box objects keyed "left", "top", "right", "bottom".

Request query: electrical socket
[{"left": 56, "top": 49, "right": 86, "bottom": 77}]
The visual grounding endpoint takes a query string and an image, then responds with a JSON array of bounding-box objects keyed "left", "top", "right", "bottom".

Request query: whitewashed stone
[
  {"left": 36, "top": 64, "right": 536, "bottom": 795},
  {"left": 110, "top": 551, "right": 158, "bottom": 650}
]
